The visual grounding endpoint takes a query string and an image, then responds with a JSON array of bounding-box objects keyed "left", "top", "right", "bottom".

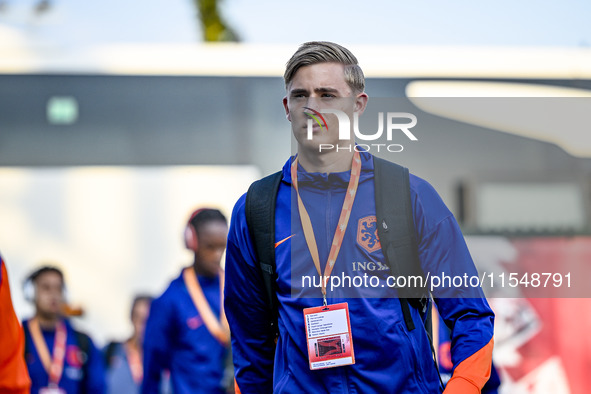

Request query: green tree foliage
[{"left": 195, "top": 0, "right": 239, "bottom": 42}]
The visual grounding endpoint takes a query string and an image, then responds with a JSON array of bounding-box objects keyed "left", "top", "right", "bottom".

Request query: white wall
[{"left": 0, "top": 165, "right": 259, "bottom": 345}]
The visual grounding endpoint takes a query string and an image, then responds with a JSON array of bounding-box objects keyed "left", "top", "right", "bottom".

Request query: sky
[{"left": 1, "top": 0, "right": 591, "bottom": 47}]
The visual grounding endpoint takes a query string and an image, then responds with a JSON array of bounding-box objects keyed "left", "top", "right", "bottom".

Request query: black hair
[
  {"left": 28, "top": 266, "right": 65, "bottom": 287},
  {"left": 189, "top": 209, "right": 227, "bottom": 237},
  {"left": 130, "top": 294, "right": 154, "bottom": 319}
]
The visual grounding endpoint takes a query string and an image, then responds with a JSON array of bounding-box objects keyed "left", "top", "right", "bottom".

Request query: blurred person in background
[
  {"left": 0, "top": 253, "right": 31, "bottom": 393},
  {"left": 142, "top": 208, "right": 231, "bottom": 394},
  {"left": 22, "top": 265, "right": 106, "bottom": 394},
  {"left": 104, "top": 295, "right": 161, "bottom": 394}
]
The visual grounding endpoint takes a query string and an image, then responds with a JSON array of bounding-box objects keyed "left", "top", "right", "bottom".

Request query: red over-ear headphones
[{"left": 184, "top": 208, "right": 210, "bottom": 252}]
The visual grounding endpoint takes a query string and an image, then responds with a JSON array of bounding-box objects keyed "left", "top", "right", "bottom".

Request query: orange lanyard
[
  {"left": 182, "top": 267, "right": 230, "bottom": 345},
  {"left": 28, "top": 318, "right": 67, "bottom": 386},
  {"left": 291, "top": 151, "right": 362, "bottom": 304},
  {"left": 124, "top": 342, "right": 143, "bottom": 384}
]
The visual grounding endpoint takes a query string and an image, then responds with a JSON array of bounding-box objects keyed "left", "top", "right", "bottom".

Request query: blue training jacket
[
  {"left": 142, "top": 270, "right": 227, "bottom": 394},
  {"left": 104, "top": 342, "right": 139, "bottom": 394},
  {"left": 225, "top": 150, "right": 495, "bottom": 393},
  {"left": 23, "top": 318, "right": 106, "bottom": 394}
]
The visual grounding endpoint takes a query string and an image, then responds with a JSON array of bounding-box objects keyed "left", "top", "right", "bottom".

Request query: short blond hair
[{"left": 284, "top": 41, "right": 365, "bottom": 94}]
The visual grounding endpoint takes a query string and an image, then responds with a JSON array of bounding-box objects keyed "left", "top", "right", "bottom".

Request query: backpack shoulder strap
[
  {"left": 103, "top": 341, "right": 120, "bottom": 368},
  {"left": 373, "top": 156, "right": 429, "bottom": 330},
  {"left": 75, "top": 330, "right": 91, "bottom": 355},
  {"left": 374, "top": 156, "right": 444, "bottom": 389},
  {"left": 23, "top": 321, "right": 31, "bottom": 357},
  {"left": 73, "top": 329, "right": 93, "bottom": 386},
  {"left": 245, "top": 170, "right": 283, "bottom": 336}
]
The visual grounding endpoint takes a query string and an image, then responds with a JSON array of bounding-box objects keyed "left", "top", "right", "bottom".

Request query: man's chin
[
  {"left": 203, "top": 265, "right": 221, "bottom": 277},
  {"left": 39, "top": 310, "right": 61, "bottom": 320}
]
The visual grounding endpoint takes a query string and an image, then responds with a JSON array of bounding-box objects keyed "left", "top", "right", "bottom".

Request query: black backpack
[{"left": 245, "top": 155, "right": 432, "bottom": 335}]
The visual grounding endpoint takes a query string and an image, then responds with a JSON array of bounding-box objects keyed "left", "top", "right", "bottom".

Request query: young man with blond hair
[{"left": 225, "top": 41, "right": 495, "bottom": 393}]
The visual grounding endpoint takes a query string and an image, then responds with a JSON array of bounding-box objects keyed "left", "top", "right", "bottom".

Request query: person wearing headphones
[
  {"left": 0, "top": 253, "right": 31, "bottom": 393},
  {"left": 22, "top": 265, "right": 106, "bottom": 394},
  {"left": 142, "top": 208, "right": 231, "bottom": 394}
]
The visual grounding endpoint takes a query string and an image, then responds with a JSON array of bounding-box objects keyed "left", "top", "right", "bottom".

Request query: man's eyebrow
[
  {"left": 289, "top": 88, "right": 308, "bottom": 96},
  {"left": 314, "top": 87, "right": 339, "bottom": 94},
  {"left": 289, "top": 87, "right": 340, "bottom": 95}
]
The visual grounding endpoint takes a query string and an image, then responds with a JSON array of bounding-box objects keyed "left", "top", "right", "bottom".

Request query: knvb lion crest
[{"left": 357, "top": 216, "right": 381, "bottom": 253}]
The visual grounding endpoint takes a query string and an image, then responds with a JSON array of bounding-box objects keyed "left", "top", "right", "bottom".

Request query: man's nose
[
  {"left": 303, "top": 98, "right": 323, "bottom": 116},
  {"left": 304, "top": 96, "right": 322, "bottom": 110}
]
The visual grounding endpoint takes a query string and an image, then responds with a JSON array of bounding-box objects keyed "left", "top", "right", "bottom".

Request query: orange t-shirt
[{"left": 0, "top": 257, "right": 31, "bottom": 393}]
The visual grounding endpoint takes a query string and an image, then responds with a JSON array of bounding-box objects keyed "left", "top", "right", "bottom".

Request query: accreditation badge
[{"left": 303, "top": 302, "right": 355, "bottom": 370}]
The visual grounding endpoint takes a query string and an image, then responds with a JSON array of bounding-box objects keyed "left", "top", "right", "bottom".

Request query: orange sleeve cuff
[
  {"left": 443, "top": 337, "right": 494, "bottom": 394},
  {"left": 443, "top": 376, "right": 480, "bottom": 394}
]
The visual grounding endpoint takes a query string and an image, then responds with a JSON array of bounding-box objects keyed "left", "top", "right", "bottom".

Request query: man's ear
[
  {"left": 282, "top": 96, "right": 291, "bottom": 121},
  {"left": 355, "top": 93, "right": 369, "bottom": 116}
]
